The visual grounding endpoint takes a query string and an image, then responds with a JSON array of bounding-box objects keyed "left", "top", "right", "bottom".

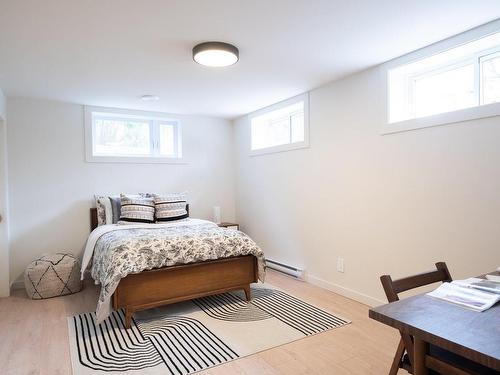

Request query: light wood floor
[{"left": 0, "top": 270, "right": 405, "bottom": 375}]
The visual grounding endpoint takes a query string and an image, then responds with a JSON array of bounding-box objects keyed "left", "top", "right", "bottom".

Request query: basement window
[
  {"left": 84, "top": 107, "right": 183, "bottom": 163},
  {"left": 250, "top": 93, "right": 309, "bottom": 155},
  {"left": 385, "top": 29, "right": 500, "bottom": 133}
]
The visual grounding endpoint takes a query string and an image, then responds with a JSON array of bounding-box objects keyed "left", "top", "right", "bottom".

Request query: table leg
[{"left": 414, "top": 337, "right": 429, "bottom": 375}]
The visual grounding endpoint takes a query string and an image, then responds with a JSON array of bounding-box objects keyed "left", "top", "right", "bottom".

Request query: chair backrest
[
  {"left": 379, "top": 262, "right": 452, "bottom": 371},
  {"left": 380, "top": 262, "right": 452, "bottom": 303}
]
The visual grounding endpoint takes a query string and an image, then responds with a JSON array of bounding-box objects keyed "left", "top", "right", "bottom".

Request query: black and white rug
[{"left": 68, "top": 284, "right": 350, "bottom": 374}]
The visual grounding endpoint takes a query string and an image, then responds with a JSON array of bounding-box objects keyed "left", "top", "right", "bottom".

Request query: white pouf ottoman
[{"left": 24, "top": 253, "right": 83, "bottom": 299}]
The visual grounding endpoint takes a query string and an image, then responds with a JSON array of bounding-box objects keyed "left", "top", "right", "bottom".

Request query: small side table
[{"left": 218, "top": 222, "right": 239, "bottom": 230}]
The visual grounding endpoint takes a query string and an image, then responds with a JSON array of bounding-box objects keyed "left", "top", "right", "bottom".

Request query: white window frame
[
  {"left": 84, "top": 106, "right": 185, "bottom": 164},
  {"left": 248, "top": 93, "right": 310, "bottom": 156},
  {"left": 480, "top": 49, "right": 500, "bottom": 105},
  {"left": 382, "top": 20, "right": 500, "bottom": 135}
]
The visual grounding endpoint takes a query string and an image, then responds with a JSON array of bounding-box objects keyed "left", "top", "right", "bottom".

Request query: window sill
[
  {"left": 249, "top": 141, "right": 309, "bottom": 156},
  {"left": 381, "top": 101, "right": 500, "bottom": 135},
  {"left": 85, "top": 155, "right": 188, "bottom": 164}
]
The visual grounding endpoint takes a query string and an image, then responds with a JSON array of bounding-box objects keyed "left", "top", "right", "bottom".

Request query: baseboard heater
[{"left": 266, "top": 259, "right": 304, "bottom": 280}]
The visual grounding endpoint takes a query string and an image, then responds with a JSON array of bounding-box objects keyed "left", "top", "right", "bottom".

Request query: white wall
[
  {"left": 0, "top": 89, "right": 5, "bottom": 120},
  {"left": 234, "top": 66, "right": 500, "bottom": 305},
  {"left": 0, "top": 89, "right": 9, "bottom": 296},
  {"left": 7, "top": 97, "right": 235, "bottom": 284}
]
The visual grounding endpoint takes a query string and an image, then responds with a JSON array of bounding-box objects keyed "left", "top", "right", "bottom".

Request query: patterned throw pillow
[
  {"left": 119, "top": 194, "right": 155, "bottom": 223},
  {"left": 154, "top": 193, "right": 188, "bottom": 222},
  {"left": 95, "top": 193, "right": 155, "bottom": 225},
  {"left": 94, "top": 195, "right": 113, "bottom": 226}
]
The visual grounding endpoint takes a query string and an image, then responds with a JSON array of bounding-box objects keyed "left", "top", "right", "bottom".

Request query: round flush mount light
[
  {"left": 141, "top": 95, "right": 160, "bottom": 101},
  {"left": 193, "top": 42, "right": 239, "bottom": 67}
]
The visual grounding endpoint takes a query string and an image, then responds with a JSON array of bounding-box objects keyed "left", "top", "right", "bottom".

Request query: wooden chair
[{"left": 380, "top": 262, "right": 452, "bottom": 375}]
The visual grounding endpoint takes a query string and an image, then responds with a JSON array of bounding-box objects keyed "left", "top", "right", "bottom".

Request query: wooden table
[{"left": 369, "top": 292, "right": 500, "bottom": 374}]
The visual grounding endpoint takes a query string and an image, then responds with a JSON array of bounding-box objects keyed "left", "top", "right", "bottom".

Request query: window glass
[
  {"left": 290, "top": 111, "right": 305, "bottom": 143},
  {"left": 251, "top": 101, "right": 305, "bottom": 151},
  {"left": 481, "top": 53, "right": 500, "bottom": 105},
  {"left": 413, "top": 64, "right": 476, "bottom": 118},
  {"left": 93, "top": 118, "right": 150, "bottom": 156},
  {"left": 388, "top": 30, "right": 500, "bottom": 124},
  {"left": 159, "top": 123, "right": 175, "bottom": 156},
  {"left": 87, "top": 109, "right": 182, "bottom": 162}
]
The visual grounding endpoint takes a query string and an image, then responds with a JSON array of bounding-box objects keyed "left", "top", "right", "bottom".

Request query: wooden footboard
[{"left": 113, "top": 255, "right": 258, "bottom": 328}]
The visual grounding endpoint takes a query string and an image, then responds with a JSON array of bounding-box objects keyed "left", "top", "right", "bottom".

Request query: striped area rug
[{"left": 68, "top": 284, "right": 350, "bottom": 374}]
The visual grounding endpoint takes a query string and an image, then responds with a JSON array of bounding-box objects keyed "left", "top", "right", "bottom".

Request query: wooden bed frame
[{"left": 90, "top": 207, "right": 258, "bottom": 328}]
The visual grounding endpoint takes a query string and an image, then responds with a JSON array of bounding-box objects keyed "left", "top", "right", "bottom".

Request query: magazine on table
[
  {"left": 485, "top": 270, "right": 500, "bottom": 283},
  {"left": 452, "top": 277, "right": 500, "bottom": 295},
  {"left": 427, "top": 282, "right": 500, "bottom": 312}
]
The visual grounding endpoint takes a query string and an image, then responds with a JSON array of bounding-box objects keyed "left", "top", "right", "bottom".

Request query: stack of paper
[
  {"left": 427, "top": 281, "right": 500, "bottom": 312},
  {"left": 453, "top": 278, "right": 500, "bottom": 294},
  {"left": 485, "top": 271, "right": 500, "bottom": 283}
]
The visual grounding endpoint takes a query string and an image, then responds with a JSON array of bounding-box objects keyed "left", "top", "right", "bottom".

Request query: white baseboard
[
  {"left": 306, "top": 274, "right": 385, "bottom": 307},
  {"left": 0, "top": 288, "right": 9, "bottom": 298}
]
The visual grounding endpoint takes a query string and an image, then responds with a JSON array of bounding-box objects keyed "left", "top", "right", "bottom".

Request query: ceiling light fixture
[
  {"left": 193, "top": 42, "right": 239, "bottom": 67},
  {"left": 141, "top": 95, "right": 160, "bottom": 101}
]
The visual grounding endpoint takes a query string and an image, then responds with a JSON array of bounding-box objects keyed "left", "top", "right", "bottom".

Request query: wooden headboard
[
  {"left": 90, "top": 204, "right": 190, "bottom": 231},
  {"left": 90, "top": 207, "right": 98, "bottom": 231}
]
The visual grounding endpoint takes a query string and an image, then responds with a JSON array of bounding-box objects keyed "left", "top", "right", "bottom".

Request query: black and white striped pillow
[
  {"left": 119, "top": 194, "right": 155, "bottom": 223},
  {"left": 154, "top": 194, "right": 188, "bottom": 222}
]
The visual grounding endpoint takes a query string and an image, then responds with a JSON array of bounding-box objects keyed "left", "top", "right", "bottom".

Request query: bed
[{"left": 85, "top": 207, "right": 265, "bottom": 328}]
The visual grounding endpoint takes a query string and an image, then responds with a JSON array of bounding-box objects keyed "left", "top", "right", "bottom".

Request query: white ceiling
[{"left": 1, "top": 1, "right": 499, "bottom": 119}]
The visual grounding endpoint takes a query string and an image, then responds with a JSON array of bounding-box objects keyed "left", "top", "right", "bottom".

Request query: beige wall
[
  {"left": 234, "top": 66, "right": 500, "bottom": 305},
  {"left": 7, "top": 97, "right": 236, "bottom": 284}
]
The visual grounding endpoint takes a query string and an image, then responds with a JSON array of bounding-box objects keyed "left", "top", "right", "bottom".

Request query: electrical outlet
[{"left": 337, "top": 257, "right": 344, "bottom": 273}]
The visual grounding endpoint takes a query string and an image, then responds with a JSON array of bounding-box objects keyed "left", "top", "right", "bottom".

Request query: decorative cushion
[
  {"left": 154, "top": 193, "right": 188, "bottom": 222},
  {"left": 96, "top": 193, "right": 156, "bottom": 225},
  {"left": 119, "top": 194, "right": 155, "bottom": 223},
  {"left": 109, "top": 196, "right": 122, "bottom": 223},
  {"left": 24, "top": 253, "right": 82, "bottom": 299},
  {"left": 95, "top": 195, "right": 113, "bottom": 226}
]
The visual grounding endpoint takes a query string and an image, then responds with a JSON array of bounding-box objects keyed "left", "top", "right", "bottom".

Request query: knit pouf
[{"left": 24, "top": 253, "right": 82, "bottom": 299}]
